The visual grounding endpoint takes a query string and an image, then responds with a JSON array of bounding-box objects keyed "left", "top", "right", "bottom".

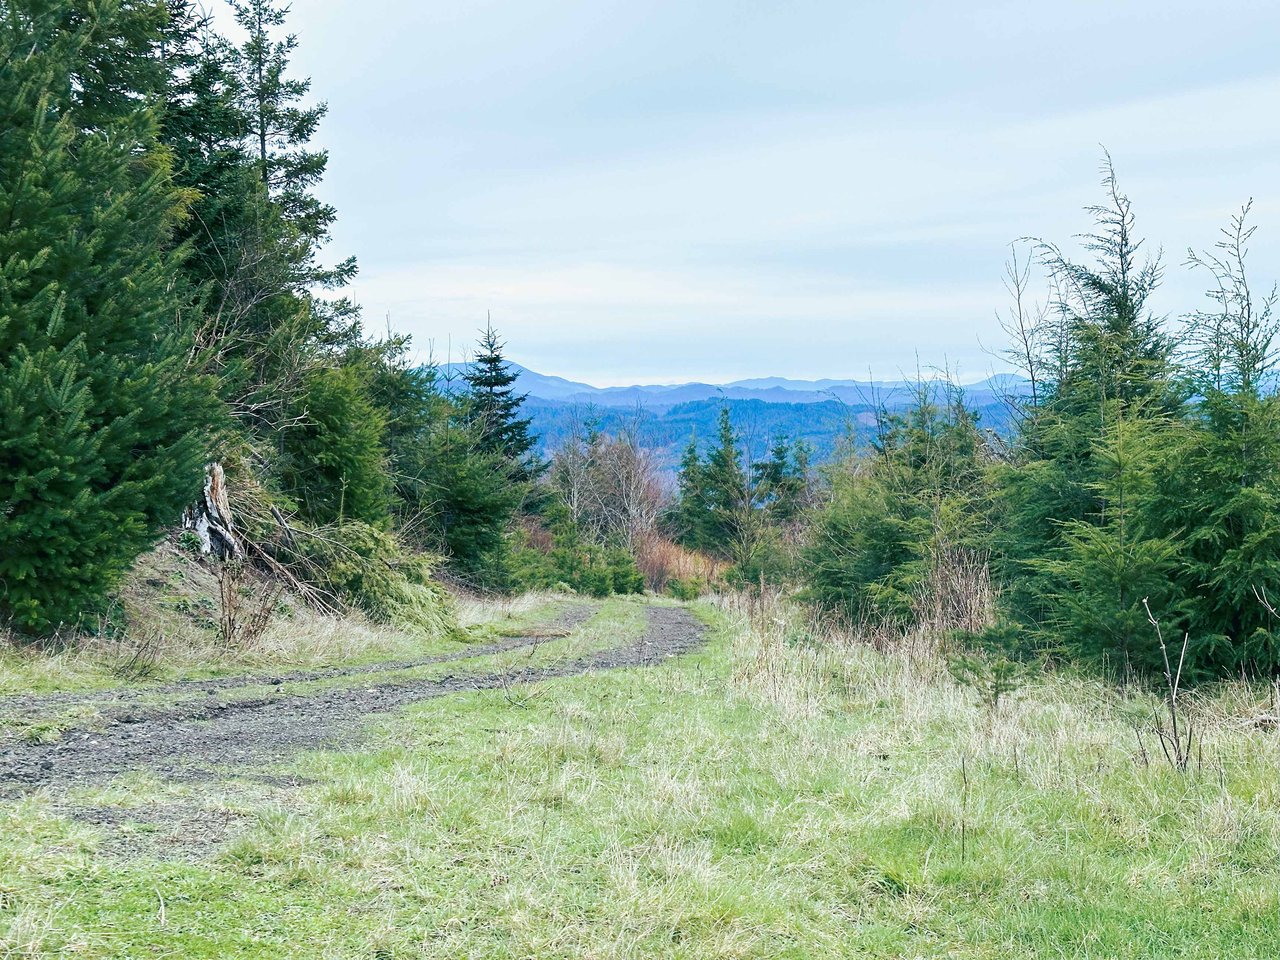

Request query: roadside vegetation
[
  {"left": 5, "top": 4, "right": 1280, "bottom": 959},
  {"left": 4, "top": 595, "right": 1277, "bottom": 957}
]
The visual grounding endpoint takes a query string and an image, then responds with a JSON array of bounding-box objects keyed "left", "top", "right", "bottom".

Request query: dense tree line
[
  {"left": 8, "top": 3, "right": 1279, "bottom": 686},
  {"left": 660, "top": 160, "right": 1280, "bottom": 681},
  {"left": 0, "top": 1, "right": 549, "bottom": 634},
  {"left": 802, "top": 161, "right": 1280, "bottom": 679},
  {"left": 668, "top": 407, "right": 812, "bottom": 585}
]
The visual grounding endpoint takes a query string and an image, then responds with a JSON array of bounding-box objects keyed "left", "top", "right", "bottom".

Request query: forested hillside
[
  {"left": 444, "top": 361, "right": 1025, "bottom": 469},
  {"left": 6, "top": 1, "right": 1280, "bottom": 690},
  {"left": 5, "top": 4, "right": 1280, "bottom": 957}
]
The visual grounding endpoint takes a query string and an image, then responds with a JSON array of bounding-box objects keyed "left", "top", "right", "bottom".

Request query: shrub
[
  {"left": 289, "top": 522, "right": 453, "bottom": 635},
  {"left": 666, "top": 577, "right": 707, "bottom": 601},
  {"left": 510, "top": 509, "right": 645, "bottom": 597}
]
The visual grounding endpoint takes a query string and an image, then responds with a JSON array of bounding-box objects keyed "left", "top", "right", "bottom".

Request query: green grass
[
  {"left": 0, "top": 597, "right": 630, "bottom": 746},
  {"left": 2, "top": 595, "right": 1278, "bottom": 957},
  {"left": 0, "top": 590, "right": 583, "bottom": 700}
]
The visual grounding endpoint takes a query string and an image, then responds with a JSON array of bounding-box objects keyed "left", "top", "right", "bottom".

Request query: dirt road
[{"left": 0, "top": 604, "right": 705, "bottom": 796}]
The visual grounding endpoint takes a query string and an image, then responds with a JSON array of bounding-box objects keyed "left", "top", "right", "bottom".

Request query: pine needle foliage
[
  {"left": 804, "top": 383, "right": 988, "bottom": 623},
  {"left": 0, "top": 0, "right": 216, "bottom": 633}
]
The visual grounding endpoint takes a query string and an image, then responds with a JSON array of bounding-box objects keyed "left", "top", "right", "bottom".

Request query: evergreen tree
[
  {"left": 668, "top": 407, "right": 757, "bottom": 564},
  {"left": 702, "top": 407, "right": 751, "bottom": 552},
  {"left": 805, "top": 385, "right": 986, "bottom": 622},
  {"left": 164, "top": 0, "right": 357, "bottom": 430},
  {"left": 1039, "top": 156, "right": 1175, "bottom": 417},
  {"left": 753, "top": 435, "right": 811, "bottom": 523},
  {"left": 463, "top": 324, "right": 543, "bottom": 481},
  {"left": 359, "top": 346, "right": 448, "bottom": 533},
  {"left": 995, "top": 160, "right": 1182, "bottom": 632},
  {"left": 364, "top": 350, "right": 523, "bottom": 578},
  {"left": 806, "top": 463, "right": 907, "bottom": 618},
  {"left": 420, "top": 418, "right": 524, "bottom": 582},
  {"left": 1150, "top": 207, "right": 1280, "bottom": 675},
  {"left": 161, "top": 16, "right": 259, "bottom": 325},
  {"left": 667, "top": 435, "right": 706, "bottom": 547},
  {"left": 1162, "top": 389, "right": 1280, "bottom": 674},
  {"left": 54, "top": 0, "right": 175, "bottom": 128},
  {"left": 672, "top": 413, "right": 807, "bottom": 575},
  {"left": 281, "top": 366, "right": 391, "bottom": 526},
  {"left": 0, "top": 0, "right": 214, "bottom": 632},
  {"left": 228, "top": 0, "right": 335, "bottom": 241},
  {"left": 1033, "top": 413, "right": 1182, "bottom": 670}
]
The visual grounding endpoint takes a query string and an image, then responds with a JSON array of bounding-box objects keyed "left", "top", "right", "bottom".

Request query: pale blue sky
[{"left": 213, "top": 1, "right": 1280, "bottom": 385}]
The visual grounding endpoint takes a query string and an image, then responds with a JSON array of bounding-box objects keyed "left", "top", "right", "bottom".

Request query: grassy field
[{"left": 3, "top": 594, "right": 1279, "bottom": 957}]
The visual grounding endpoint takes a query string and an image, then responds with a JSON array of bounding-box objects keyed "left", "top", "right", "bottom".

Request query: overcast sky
[{"left": 210, "top": 1, "right": 1280, "bottom": 385}]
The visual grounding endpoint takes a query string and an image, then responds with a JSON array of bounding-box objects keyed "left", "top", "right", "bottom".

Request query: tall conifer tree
[
  {"left": 464, "top": 324, "right": 543, "bottom": 481},
  {"left": 996, "top": 160, "right": 1181, "bottom": 631},
  {"left": 0, "top": 0, "right": 214, "bottom": 632},
  {"left": 671, "top": 435, "right": 710, "bottom": 550}
]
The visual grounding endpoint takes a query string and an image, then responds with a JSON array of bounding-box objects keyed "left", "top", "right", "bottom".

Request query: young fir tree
[
  {"left": 1033, "top": 413, "right": 1182, "bottom": 670},
  {"left": 995, "top": 159, "right": 1181, "bottom": 635},
  {"left": 805, "top": 385, "right": 986, "bottom": 622},
  {"left": 696, "top": 407, "right": 753, "bottom": 559},
  {"left": 420, "top": 413, "right": 525, "bottom": 582},
  {"left": 753, "top": 435, "right": 811, "bottom": 524},
  {"left": 463, "top": 324, "right": 543, "bottom": 482},
  {"left": 161, "top": 15, "right": 259, "bottom": 324},
  {"left": 358, "top": 348, "right": 448, "bottom": 534},
  {"left": 0, "top": 0, "right": 214, "bottom": 633},
  {"left": 281, "top": 365, "right": 391, "bottom": 526},
  {"left": 1151, "top": 206, "right": 1280, "bottom": 675},
  {"left": 670, "top": 435, "right": 710, "bottom": 549},
  {"left": 355, "top": 347, "right": 523, "bottom": 578}
]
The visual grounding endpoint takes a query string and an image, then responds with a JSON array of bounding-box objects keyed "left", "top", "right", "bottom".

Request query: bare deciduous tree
[
  {"left": 549, "top": 408, "right": 665, "bottom": 548},
  {"left": 997, "top": 242, "right": 1046, "bottom": 410}
]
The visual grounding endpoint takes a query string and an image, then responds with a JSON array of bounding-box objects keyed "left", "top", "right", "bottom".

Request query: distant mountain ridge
[
  {"left": 436, "top": 361, "right": 1028, "bottom": 471},
  {"left": 437, "top": 362, "right": 1025, "bottom": 410}
]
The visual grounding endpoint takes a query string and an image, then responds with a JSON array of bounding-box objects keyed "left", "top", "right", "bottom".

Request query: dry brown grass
[
  {"left": 0, "top": 543, "right": 455, "bottom": 693},
  {"left": 634, "top": 535, "right": 722, "bottom": 592},
  {"left": 712, "top": 586, "right": 1280, "bottom": 791}
]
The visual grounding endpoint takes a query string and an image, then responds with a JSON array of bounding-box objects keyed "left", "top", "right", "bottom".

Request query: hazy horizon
[
  {"left": 207, "top": 1, "right": 1280, "bottom": 384},
  {"left": 439, "top": 355, "right": 1022, "bottom": 390}
]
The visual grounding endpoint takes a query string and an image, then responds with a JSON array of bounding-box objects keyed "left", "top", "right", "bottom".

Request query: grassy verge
[
  {"left": 0, "top": 574, "right": 580, "bottom": 699},
  {"left": 3, "top": 594, "right": 1278, "bottom": 957},
  {"left": 0, "top": 596, "right": 621, "bottom": 746}
]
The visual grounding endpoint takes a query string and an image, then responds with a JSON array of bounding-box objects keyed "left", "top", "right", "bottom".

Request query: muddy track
[
  {"left": 0, "top": 605, "right": 705, "bottom": 795},
  {"left": 0, "top": 604, "right": 597, "bottom": 721}
]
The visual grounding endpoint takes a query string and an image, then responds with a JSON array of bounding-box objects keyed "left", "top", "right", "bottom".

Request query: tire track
[
  {"left": 0, "top": 605, "right": 705, "bottom": 795},
  {"left": 0, "top": 604, "right": 596, "bottom": 725}
]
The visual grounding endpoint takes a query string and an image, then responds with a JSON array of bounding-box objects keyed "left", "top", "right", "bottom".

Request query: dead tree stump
[{"left": 182, "top": 462, "right": 243, "bottom": 560}]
